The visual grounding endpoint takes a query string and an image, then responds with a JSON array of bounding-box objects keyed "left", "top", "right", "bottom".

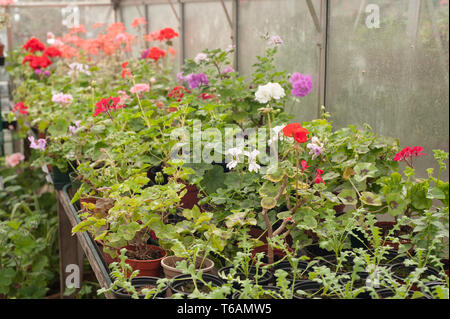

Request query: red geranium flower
[
  {"left": 198, "top": 93, "right": 216, "bottom": 100},
  {"left": 393, "top": 146, "right": 426, "bottom": 167},
  {"left": 44, "top": 46, "right": 62, "bottom": 58},
  {"left": 283, "top": 123, "right": 309, "bottom": 143},
  {"left": 121, "top": 61, "right": 132, "bottom": 78},
  {"left": 157, "top": 27, "right": 179, "bottom": 41},
  {"left": 315, "top": 169, "right": 325, "bottom": 184},
  {"left": 168, "top": 86, "right": 191, "bottom": 102},
  {"left": 301, "top": 160, "right": 309, "bottom": 172},
  {"left": 93, "top": 96, "right": 125, "bottom": 117},
  {"left": 147, "top": 46, "right": 166, "bottom": 62},
  {"left": 23, "top": 38, "right": 46, "bottom": 53},
  {"left": 22, "top": 54, "right": 52, "bottom": 70},
  {"left": 12, "top": 102, "right": 29, "bottom": 115}
]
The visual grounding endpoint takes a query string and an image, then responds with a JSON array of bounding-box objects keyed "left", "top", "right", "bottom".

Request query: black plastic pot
[
  {"left": 273, "top": 261, "right": 311, "bottom": 284},
  {"left": 293, "top": 280, "right": 338, "bottom": 299},
  {"left": 112, "top": 276, "right": 168, "bottom": 299},
  {"left": 169, "top": 274, "right": 223, "bottom": 298},
  {"left": 303, "top": 244, "right": 332, "bottom": 258},
  {"left": 316, "top": 254, "right": 354, "bottom": 273},
  {"left": 389, "top": 263, "right": 441, "bottom": 283},
  {"left": 338, "top": 272, "right": 384, "bottom": 299},
  {"left": 50, "top": 165, "right": 73, "bottom": 190},
  {"left": 218, "top": 266, "right": 274, "bottom": 288},
  {"left": 376, "top": 288, "right": 430, "bottom": 299},
  {"left": 349, "top": 229, "right": 370, "bottom": 249},
  {"left": 232, "top": 286, "right": 281, "bottom": 299}
]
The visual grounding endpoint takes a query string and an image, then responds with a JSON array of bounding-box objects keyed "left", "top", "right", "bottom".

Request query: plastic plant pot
[
  {"left": 232, "top": 286, "right": 281, "bottom": 299},
  {"left": 169, "top": 274, "right": 223, "bottom": 298},
  {"left": 161, "top": 255, "right": 214, "bottom": 279},
  {"left": 218, "top": 266, "right": 274, "bottom": 288},
  {"left": 113, "top": 276, "right": 168, "bottom": 299}
]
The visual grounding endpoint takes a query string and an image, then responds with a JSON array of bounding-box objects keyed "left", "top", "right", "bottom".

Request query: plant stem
[{"left": 131, "top": 77, "right": 151, "bottom": 129}]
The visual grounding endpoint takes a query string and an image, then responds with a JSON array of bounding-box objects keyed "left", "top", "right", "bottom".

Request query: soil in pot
[
  {"left": 303, "top": 244, "right": 332, "bottom": 259},
  {"left": 390, "top": 263, "right": 441, "bottom": 290},
  {"left": 121, "top": 245, "right": 167, "bottom": 277},
  {"left": 170, "top": 274, "right": 223, "bottom": 297},
  {"left": 161, "top": 255, "right": 214, "bottom": 279}
]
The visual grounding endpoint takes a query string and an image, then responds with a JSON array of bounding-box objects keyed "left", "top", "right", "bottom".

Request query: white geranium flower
[
  {"left": 269, "top": 82, "right": 285, "bottom": 100},
  {"left": 226, "top": 147, "right": 243, "bottom": 170},
  {"left": 194, "top": 53, "right": 209, "bottom": 64},
  {"left": 255, "top": 84, "right": 272, "bottom": 104},
  {"left": 255, "top": 82, "right": 285, "bottom": 104},
  {"left": 244, "top": 149, "right": 261, "bottom": 173}
]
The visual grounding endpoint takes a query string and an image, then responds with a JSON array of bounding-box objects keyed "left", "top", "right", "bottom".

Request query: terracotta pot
[
  {"left": 120, "top": 245, "right": 167, "bottom": 278},
  {"left": 161, "top": 255, "right": 214, "bottom": 279},
  {"left": 96, "top": 240, "right": 116, "bottom": 265}
]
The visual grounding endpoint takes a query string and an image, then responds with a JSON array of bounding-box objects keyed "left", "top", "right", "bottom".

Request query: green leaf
[
  {"left": 261, "top": 197, "right": 277, "bottom": 210},
  {"left": 337, "top": 189, "right": 357, "bottom": 206},
  {"left": 47, "top": 118, "right": 69, "bottom": 137},
  {"left": 360, "top": 192, "right": 382, "bottom": 206}
]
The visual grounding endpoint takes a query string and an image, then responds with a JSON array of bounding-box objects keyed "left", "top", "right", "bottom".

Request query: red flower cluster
[
  {"left": 12, "top": 102, "right": 29, "bottom": 115},
  {"left": 121, "top": 62, "right": 132, "bottom": 79},
  {"left": 168, "top": 86, "right": 191, "bottom": 102},
  {"left": 157, "top": 28, "right": 179, "bottom": 41},
  {"left": 282, "top": 123, "right": 309, "bottom": 143},
  {"left": 44, "top": 46, "right": 63, "bottom": 58},
  {"left": 301, "top": 160, "right": 309, "bottom": 172},
  {"left": 93, "top": 97, "right": 126, "bottom": 117},
  {"left": 22, "top": 38, "right": 62, "bottom": 70},
  {"left": 198, "top": 93, "right": 217, "bottom": 100},
  {"left": 22, "top": 54, "right": 52, "bottom": 70},
  {"left": 315, "top": 169, "right": 325, "bottom": 184},
  {"left": 23, "top": 38, "right": 46, "bottom": 53},
  {"left": 393, "top": 146, "right": 426, "bottom": 165},
  {"left": 147, "top": 46, "right": 166, "bottom": 62}
]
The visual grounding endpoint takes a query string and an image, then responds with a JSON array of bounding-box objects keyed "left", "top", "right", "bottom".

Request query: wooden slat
[{"left": 56, "top": 188, "right": 115, "bottom": 299}]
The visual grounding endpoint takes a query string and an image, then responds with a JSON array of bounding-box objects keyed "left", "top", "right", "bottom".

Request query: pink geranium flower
[
  {"left": 28, "top": 136, "right": 46, "bottom": 151},
  {"left": 5, "top": 153, "right": 25, "bottom": 167},
  {"left": 130, "top": 83, "right": 150, "bottom": 94}
]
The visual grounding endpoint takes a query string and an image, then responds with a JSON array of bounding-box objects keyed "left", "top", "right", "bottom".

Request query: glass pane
[
  {"left": 147, "top": 3, "right": 181, "bottom": 72},
  {"left": 238, "top": 0, "right": 321, "bottom": 122},
  {"left": 327, "top": 0, "right": 449, "bottom": 179},
  {"left": 184, "top": 1, "right": 233, "bottom": 59}
]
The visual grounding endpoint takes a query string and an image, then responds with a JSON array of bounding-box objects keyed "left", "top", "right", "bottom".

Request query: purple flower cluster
[
  {"left": 289, "top": 73, "right": 312, "bottom": 98},
  {"left": 141, "top": 48, "right": 150, "bottom": 59},
  {"left": 178, "top": 72, "right": 209, "bottom": 89},
  {"left": 34, "top": 69, "right": 50, "bottom": 77}
]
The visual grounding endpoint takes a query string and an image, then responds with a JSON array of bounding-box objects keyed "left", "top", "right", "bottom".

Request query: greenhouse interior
[{"left": 0, "top": 0, "right": 448, "bottom": 301}]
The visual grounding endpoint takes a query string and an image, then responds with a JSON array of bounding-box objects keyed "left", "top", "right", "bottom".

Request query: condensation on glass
[
  {"left": 238, "top": 0, "right": 321, "bottom": 123},
  {"left": 326, "top": 0, "right": 449, "bottom": 179}
]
